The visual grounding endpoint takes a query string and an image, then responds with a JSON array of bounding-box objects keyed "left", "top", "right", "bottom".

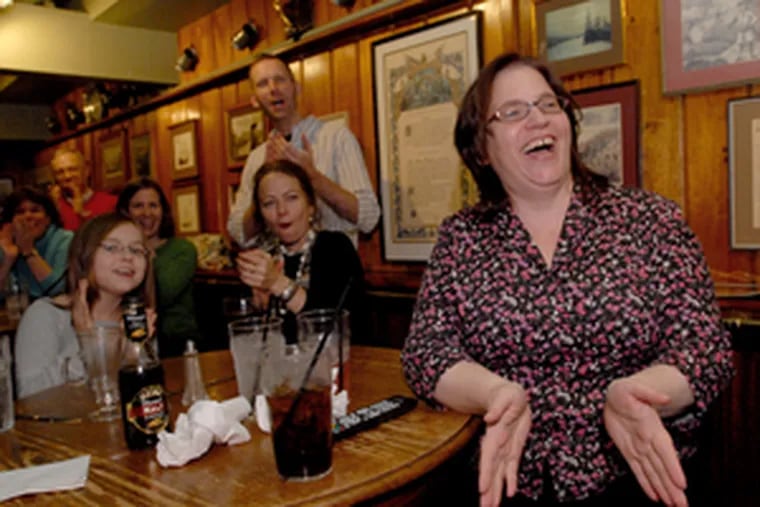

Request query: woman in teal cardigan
[
  {"left": 118, "top": 178, "right": 200, "bottom": 357},
  {"left": 0, "top": 187, "right": 73, "bottom": 299}
]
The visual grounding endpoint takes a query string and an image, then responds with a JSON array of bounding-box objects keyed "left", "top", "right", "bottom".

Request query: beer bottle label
[
  {"left": 123, "top": 312, "right": 149, "bottom": 341},
  {"left": 126, "top": 384, "right": 169, "bottom": 434}
]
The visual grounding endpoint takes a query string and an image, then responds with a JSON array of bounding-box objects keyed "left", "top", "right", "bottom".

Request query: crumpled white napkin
[
  {"left": 0, "top": 455, "right": 90, "bottom": 501},
  {"left": 156, "top": 396, "right": 251, "bottom": 467}
]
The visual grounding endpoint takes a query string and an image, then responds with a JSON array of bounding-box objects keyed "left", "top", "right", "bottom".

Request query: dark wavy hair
[
  {"left": 251, "top": 159, "right": 318, "bottom": 233},
  {"left": 67, "top": 212, "right": 155, "bottom": 308},
  {"left": 116, "top": 178, "right": 175, "bottom": 239},
  {"left": 454, "top": 52, "right": 607, "bottom": 204},
  {"left": 1, "top": 186, "right": 62, "bottom": 227}
]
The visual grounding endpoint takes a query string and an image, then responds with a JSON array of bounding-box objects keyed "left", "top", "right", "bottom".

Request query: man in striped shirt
[{"left": 227, "top": 54, "right": 380, "bottom": 248}]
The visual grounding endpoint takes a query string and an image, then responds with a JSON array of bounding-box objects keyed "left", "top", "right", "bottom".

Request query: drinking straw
[
  {"left": 251, "top": 295, "right": 275, "bottom": 397},
  {"left": 282, "top": 277, "right": 353, "bottom": 427}
]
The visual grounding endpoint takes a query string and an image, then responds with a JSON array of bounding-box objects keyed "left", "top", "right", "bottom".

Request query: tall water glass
[
  {"left": 77, "top": 325, "right": 124, "bottom": 421},
  {"left": 296, "top": 309, "right": 350, "bottom": 417},
  {"left": 260, "top": 336, "right": 333, "bottom": 481},
  {"left": 228, "top": 316, "right": 282, "bottom": 403},
  {"left": 0, "top": 335, "right": 14, "bottom": 432}
]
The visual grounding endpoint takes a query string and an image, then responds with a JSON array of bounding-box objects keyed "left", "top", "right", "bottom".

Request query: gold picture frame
[
  {"left": 173, "top": 183, "right": 202, "bottom": 235},
  {"left": 170, "top": 120, "right": 199, "bottom": 180},
  {"left": 535, "top": 0, "right": 625, "bottom": 77},
  {"left": 226, "top": 104, "right": 265, "bottom": 168},
  {"left": 98, "top": 130, "right": 127, "bottom": 190}
]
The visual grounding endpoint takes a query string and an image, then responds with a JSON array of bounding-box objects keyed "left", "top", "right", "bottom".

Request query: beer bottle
[{"left": 118, "top": 295, "right": 170, "bottom": 450}]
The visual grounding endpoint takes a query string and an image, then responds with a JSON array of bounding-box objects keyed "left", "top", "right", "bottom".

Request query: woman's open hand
[
  {"left": 604, "top": 378, "right": 688, "bottom": 507},
  {"left": 479, "top": 381, "right": 532, "bottom": 507},
  {"left": 0, "top": 222, "right": 18, "bottom": 261},
  {"left": 71, "top": 279, "right": 93, "bottom": 333}
]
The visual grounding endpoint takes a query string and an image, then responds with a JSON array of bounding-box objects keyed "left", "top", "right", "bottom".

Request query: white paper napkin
[
  {"left": 0, "top": 455, "right": 90, "bottom": 501},
  {"left": 156, "top": 396, "right": 251, "bottom": 467}
]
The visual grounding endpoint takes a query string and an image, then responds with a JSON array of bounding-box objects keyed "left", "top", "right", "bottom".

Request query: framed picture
[
  {"left": 661, "top": 1, "right": 760, "bottom": 94},
  {"left": 170, "top": 120, "right": 199, "bottom": 180},
  {"left": 130, "top": 133, "right": 152, "bottom": 178},
  {"left": 728, "top": 97, "right": 760, "bottom": 249},
  {"left": 98, "top": 131, "right": 127, "bottom": 190},
  {"left": 373, "top": 12, "right": 482, "bottom": 261},
  {"left": 173, "top": 184, "right": 202, "bottom": 235},
  {"left": 226, "top": 104, "right": 265, "bottom": 167},
  {"left": 572, "top": 80, "right": 639, "bottom": 187},
  {"left": 535, "top": 0, "right": 624, "bottom": 77}
]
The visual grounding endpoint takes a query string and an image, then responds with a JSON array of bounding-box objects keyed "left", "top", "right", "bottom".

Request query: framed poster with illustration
[
  {"left": 728, "top": 97, "right": 760, "bottom": 249},
  {"left": 535, "top": 0, "right": 624, "bottom": 77},
  {"left": 572, "top": 80, "right": 639, "bottom": 187},
  {"left": 173, "top": 184, "right": 202, "bottom": 235},
  {"left": 226, "top": 104, "right": 265, "bottom": 167},
  {"left": 661, "top": 0, "right": 760, "bottom": 94},
  {"left": 373, "top": 11, "right": 481, "bottom": 261},
  {"left": 130, "top": 133, "right": 152, "bottom": 178},
  {"left": 98, "top": 131, "right": 127, "bottom": 190},
  {"left": 170, "top": 120, "right": 198, "bottom": 180}
]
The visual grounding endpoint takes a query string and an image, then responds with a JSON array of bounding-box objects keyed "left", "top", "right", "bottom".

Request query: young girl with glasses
[{"left": 15, "top": 213, "right": 155, "bottom": 398}]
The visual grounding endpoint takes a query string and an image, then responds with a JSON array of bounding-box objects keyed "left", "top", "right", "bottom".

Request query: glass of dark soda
[{"left": 261, "top": 337, "right": 333, "bottom": 481}]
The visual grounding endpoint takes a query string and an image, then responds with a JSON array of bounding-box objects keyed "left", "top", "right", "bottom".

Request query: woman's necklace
[
  {"left": 275, "top": 229, "right": 315, "bottom": 318},
  {"left": 280, "top": 228, "right": 316, "bottom": 286}
]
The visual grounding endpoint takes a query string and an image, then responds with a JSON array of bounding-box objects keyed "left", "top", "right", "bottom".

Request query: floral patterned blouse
[{"left": 401, "top": 184, "right": 734, "bottom": 501}]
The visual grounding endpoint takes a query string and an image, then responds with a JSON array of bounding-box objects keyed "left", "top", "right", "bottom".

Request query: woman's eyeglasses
[
  {"left": 488, "top": 95, "right": 569, "bottom": 124},
  {"left": 99, "top": 242, "right": 148, "bottom": 258}
]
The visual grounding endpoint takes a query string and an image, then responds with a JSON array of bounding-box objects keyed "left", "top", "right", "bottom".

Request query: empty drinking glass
[{"left": 77, "top": 325, "right": 124, "bottom": 421}]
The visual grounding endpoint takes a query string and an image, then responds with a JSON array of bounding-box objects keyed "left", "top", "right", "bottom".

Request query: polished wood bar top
[{"left": 1, "top": 346, "right": 480, "bottom": 506}]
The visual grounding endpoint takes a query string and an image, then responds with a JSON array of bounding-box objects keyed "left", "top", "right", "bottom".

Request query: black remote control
[{"left": 333, "top": 395, "right": 418, "bottom": 441}]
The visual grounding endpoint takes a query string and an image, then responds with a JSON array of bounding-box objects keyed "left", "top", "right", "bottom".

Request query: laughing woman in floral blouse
[{"left": 401, "top": 53, "right": 734, "bottom": 507}]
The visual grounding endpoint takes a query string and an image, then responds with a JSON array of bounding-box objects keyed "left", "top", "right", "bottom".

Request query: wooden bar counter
[{"left": 0, "top": 346, "right": 480, "bottom": 505}]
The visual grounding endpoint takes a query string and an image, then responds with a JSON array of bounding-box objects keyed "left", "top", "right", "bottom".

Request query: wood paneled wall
[{"left": 33, "top": 0, "right": 760, "bottom": 291}]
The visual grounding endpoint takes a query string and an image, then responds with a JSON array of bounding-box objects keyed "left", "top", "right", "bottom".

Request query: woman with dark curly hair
[
  {"left": 401, "top": 53, "right": 733, "bottom": 507},
  {"left": 0, "top": 186, "right": 73, "bottom": 298},
  {"left": 117, "top": 178, "right": 200, "bottom": 357}
]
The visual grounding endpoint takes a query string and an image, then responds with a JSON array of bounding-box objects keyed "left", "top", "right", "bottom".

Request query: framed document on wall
[
  {"left": 373, "top": 12, "right": 482, "bottom": 261},
  {"left": 728, "top": 97, "right": 760, "bottom": 249},
  {"left": 98, "top": 130, "right": 127, "bottom": 190},
  {"left": 170, "top": 120, "right": 199, "bottom": 180},
  {"left": 173, "top": 184, "right": 202, "bottom": 235}
]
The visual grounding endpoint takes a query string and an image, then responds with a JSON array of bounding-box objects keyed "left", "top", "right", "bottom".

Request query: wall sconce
[
  {"left": 232, "top": 22, "right": 260, "bottom": 50},
  {"left": 45, "top": 115, "right": 61, "bottom": 135},
  {"left": 175, "top": 46, "right": 199, "bottom": 72},
  {"left": 64, "top": 102, "right": 84, "bottom": 130}
]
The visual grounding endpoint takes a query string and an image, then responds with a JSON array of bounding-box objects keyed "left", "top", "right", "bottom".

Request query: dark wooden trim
[{"left": 43, "top": 0, "right": 462, "bottom": 146}]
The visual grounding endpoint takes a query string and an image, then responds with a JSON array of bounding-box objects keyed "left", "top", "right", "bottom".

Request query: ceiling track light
[
  {"left": 175, "top": 46, "right": 199, "bottom": 72},
  {"left": 232, "top": 22, "right": 260, "bottom": 51}
]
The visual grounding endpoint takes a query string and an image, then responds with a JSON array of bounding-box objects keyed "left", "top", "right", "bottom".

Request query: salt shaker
[{"left": 182, "top": 340, "right": 209, "bottom": 407}]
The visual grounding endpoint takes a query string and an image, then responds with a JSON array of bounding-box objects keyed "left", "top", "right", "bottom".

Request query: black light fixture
[
  {"left": 45, "top": 115, "right": 61, "bottom": 135},
  {"left": 232, "top": 22, "right": 260, "bottom": 50},
  {"left": 64, "top": 102, "right": 84, "bottom": 130},
  {"left": 175, "top": 46, "right": 199, "bottom": 72},
  {"left": 331, "top": 0, "right": 356, "bottom": 8}
]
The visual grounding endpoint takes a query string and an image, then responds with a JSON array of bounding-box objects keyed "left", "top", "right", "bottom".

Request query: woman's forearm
[
  {"left": 626, "top": 364, "right": 694, "bottom": 417},
  {"left": 433, "top": 360, "right": 513, "bottom": 415}
]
